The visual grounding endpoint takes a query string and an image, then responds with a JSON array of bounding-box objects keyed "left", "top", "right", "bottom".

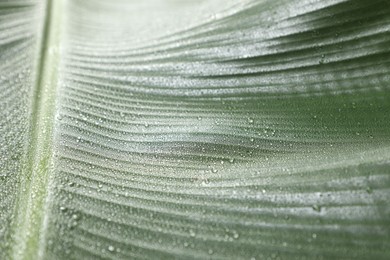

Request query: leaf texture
[
  {"left": 1, "top": 0, "right": 390, "bottom": 259},
  {"left": 0, "top": 0, "right": 44, "bottom": 256}
]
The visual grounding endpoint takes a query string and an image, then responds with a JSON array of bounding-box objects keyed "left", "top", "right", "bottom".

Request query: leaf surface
[{"left": 1, "top": 0, "right": 390, "bottom": 259}]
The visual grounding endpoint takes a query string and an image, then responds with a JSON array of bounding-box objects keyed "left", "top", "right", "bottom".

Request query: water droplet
[
  {"left": 319, "top": 55, "right": 325, "bottom": 64},
  {"left": 312, "top": 204, "right": 321, "bottom": 212},
  {"left": 108, "top": 245, "right": 115, "bottom": 252},
  {"left": 70, "top": 221, "right": 78, "bottom": 228},
  {"left": 201, "top": 179, "right": 210, "bottom": 186}
]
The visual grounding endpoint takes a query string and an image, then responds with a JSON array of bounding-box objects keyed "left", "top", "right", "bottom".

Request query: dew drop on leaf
[{"left": 312, "top": 205, "right": 321, "bottom": 212}]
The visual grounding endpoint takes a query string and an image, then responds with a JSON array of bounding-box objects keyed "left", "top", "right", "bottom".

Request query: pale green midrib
[
  {"left": 11, "top": 0, "right": 63, "bottom": 259},
  {"left": 35, "top": 0, "right": 53, "bottom": 96}
]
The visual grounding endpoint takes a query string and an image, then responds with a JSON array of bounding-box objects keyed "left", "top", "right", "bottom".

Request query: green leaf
[{"left": 1, "top": 0, "right": 390, "bottom": 259}]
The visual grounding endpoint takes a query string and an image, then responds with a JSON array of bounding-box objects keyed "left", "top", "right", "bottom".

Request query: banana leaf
[{"left": 0, "top": 0, "right": 389, "bottom": 259}]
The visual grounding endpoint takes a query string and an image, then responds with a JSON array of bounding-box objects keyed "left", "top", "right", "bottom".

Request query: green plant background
[{"left": 0, "top": 0, "right": 389, "bottom": 259}]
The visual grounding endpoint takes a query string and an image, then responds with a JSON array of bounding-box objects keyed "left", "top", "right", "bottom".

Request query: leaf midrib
[{"left": 11, "top": 0, "right": 63, "bottom": 259}]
